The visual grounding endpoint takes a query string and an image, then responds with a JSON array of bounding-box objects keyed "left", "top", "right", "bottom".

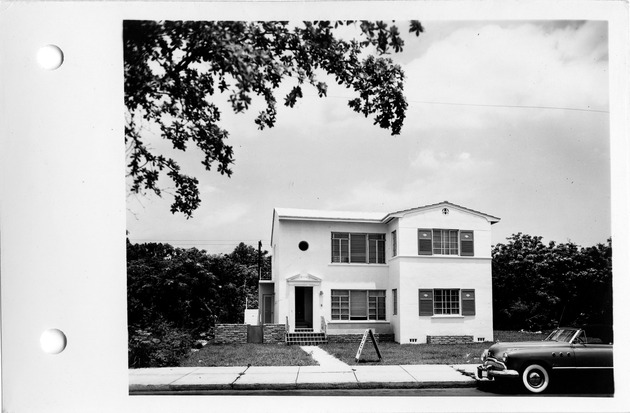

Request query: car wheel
[{"left": 521, "top": 363, "right": 550, "bottom": 393}]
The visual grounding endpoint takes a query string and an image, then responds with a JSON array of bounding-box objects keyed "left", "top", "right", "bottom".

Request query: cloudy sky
[{"left": 126, "top": 20, "right": 610, "bottom": 254}]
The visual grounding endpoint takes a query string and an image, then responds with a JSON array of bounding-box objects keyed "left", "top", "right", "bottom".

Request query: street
[{"left": 140, "top": 381, "right": 614, "bottom": 397}]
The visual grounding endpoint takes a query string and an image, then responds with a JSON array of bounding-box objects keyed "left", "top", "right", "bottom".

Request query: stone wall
[
  {"left": 214, "top": 324, "right": 248, "bottom": 344},
  {"left": 426, "top": 335, "right": 473, "bottom": 344},
  {"left": 263, "top": 324, "right": 286, "bottom": 344},
  {"left": 327, "top": 333, "right": 395, "bottom": 343}
]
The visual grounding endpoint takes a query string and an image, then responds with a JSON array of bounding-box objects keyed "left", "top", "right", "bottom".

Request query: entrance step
[{"left": 286, "top": 332, "right": 327, "bottom": 345}]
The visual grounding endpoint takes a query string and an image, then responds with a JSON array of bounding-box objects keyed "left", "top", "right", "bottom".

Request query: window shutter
[
  {"left": 418, "top": 229, "right": 433, "bottom": 255},
  {"left": 419, "top": 289, "right": 434, "bottom": 316},
  {"left": 460, "top": 231, "right": 474, "bottom": 256},
  {"left": 461, "top": 289, "right": 475, "bottom": 315},
  {"left": 392, "top": 230, "right": 397, "bottom": 257},
  {"left": 350, "top": 290, "right": 367, "bottom": 319},
  {"left": 350, "top": 234, "right": 367, "bottom": 263}
]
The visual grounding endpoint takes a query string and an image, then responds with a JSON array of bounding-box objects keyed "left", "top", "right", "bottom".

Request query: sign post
[{"left": 355, "top": 329, "right": 383, "bottom": 363}]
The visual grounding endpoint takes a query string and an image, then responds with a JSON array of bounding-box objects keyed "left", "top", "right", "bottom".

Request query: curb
[{"left": 129, "top": 379, "right": 477, "bottom": 394}]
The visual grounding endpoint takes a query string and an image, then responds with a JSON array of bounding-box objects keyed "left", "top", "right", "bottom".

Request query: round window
[{"left": 298, "top": 241, "right": 309, "bottom": 251}]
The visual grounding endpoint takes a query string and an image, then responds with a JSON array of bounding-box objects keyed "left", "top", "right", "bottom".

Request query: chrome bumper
[{"left": 477, "top": 362, "right": 519, "bottom": 381}]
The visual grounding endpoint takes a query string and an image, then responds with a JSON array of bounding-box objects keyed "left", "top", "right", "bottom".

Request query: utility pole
[{"left": 258, "top": 240, "right": 262, "bottom": 280}]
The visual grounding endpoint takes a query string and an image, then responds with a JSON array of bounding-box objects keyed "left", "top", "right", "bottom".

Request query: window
[
  {"left": 332, "top": 233, "right": 349, "bottom": 263},
  {"left": 433, "top": 229, "right": 459, "bottom": 255},
  {"left": 434, "top": 289, "right": 460, "bottom": 314},
  {"left": 392, "top": 230, "right": 397, "bottom": 257},
  {"left": 331, "top": 232, "right": 385, "bottom": 264},
  {"left": 392, "top": 289, "right": 398, "bottom": 315},
  {"left": 418, "top": 288, "right": 476, "bottom": 316},
  {"left": 331, "top": 289, "right": 386, "bottom": 320},
  {"left": 417, "top": 229, "right": 475, "bottom": 256}
]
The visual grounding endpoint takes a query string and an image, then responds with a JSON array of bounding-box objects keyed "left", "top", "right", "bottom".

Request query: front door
[{"left": 295, "top": 286, "right": 313, "bottom": 329}]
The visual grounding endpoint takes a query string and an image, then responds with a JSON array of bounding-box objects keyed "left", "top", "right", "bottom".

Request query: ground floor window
[
  {"left": 331, "top": 289, "right": 386, "bottom": 320},
  {"left": 419, "top": 288, "right": 476, "bottom": 316}
]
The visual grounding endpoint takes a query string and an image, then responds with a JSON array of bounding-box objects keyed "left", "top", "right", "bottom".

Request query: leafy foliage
[
  {"left": 492, "top": 234, "right": 612, "bottom": 330},
  {"left": 127, "top": 240, "right": 270, "bottom": 367},
  {"left": 124, "top": 20, "right": 423, "bottom": 217}
]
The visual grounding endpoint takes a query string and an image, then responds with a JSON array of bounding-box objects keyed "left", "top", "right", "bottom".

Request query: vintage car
[{"left": 477, "top": 326, "right": 613, "bottom": 393}]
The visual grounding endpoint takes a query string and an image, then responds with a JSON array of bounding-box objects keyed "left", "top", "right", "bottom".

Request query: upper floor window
[
  {"left": 418, "top": 229, "right": 474, "bottom": 256},
  {"left": 331, "top": 232, "right": 385, "bottom": 264}
]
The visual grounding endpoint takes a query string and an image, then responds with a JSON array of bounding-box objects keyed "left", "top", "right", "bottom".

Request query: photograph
[{"left": 123, "top": 19, "right": 614, "bottom": 398}]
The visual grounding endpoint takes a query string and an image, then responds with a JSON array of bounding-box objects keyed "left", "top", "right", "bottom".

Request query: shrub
[{"left": 129, "top": 321, "right": 194, "bottom": 368}]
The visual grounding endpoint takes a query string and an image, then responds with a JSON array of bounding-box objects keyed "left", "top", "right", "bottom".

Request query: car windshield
[{"left": 544, "top": 328, "right": 578, "bottom": 342}]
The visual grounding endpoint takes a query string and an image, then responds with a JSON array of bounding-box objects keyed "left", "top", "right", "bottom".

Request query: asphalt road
[{"left": 143, "top": 382, "right": 614, "bottom": 397}]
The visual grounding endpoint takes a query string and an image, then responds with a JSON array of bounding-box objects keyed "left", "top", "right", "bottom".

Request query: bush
[{"left": 129, "top": 321, "right": 194, "bottom": 368}]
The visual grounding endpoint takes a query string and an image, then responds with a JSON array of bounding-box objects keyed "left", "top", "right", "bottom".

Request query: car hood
[{"left": 487, "top": 340, "right": 565, "bottom": 356}]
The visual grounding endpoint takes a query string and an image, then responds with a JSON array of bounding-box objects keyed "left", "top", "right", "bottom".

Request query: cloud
[
  {"left": 401, "top": 21, "right": 609, "bottom": 133},
  {"left": 410, "top": 150, "right": 485, "bottom": 172}
]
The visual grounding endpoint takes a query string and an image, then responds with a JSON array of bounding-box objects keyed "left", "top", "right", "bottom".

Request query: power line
[
  {"left": 328, "top": 94, "right": 608, "bottom": 114},
  {"left": 408, "top": 100, "right": 609, "bottom": 114}
]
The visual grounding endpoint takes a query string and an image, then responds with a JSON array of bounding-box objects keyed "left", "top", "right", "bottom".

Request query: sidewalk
[
  {"left": 129, "top": 344, "right": 479, "bottom": 393},
  {"left": 129, "top": 364, "right": 478, "bottom": 393}
]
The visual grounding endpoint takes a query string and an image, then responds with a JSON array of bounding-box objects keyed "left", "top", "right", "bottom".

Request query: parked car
[{"left": 477, "top": 326, "right": 613, "bottom": 393}]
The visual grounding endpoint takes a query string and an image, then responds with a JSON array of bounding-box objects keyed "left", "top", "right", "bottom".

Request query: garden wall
[
  {"left": 327, "top": 333, "right": 395, "bottom": 343},
  {"left": 214, "top": 324, "right": 248, "bottom": 344},
  {"left": 263, "top": 324, "right": 286, "bottom": 344},
  {"left": 214, "top": 324, "right": 286, "bottom": 344},
  {"left": 426, "top": 335, "right": 473, "bottom": 344}
]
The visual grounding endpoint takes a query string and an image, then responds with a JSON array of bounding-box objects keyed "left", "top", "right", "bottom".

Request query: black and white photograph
[
  {"left": 124, "top": 19, "right": 614, "bottom": 397},
  {"left": 0, "top": 2, "right": 628, "bottom": 412}
]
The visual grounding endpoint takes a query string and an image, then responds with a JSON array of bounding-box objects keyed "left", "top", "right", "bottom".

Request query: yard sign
[{"left": 355, "top": 329, "right": 383, "bottom": 362}]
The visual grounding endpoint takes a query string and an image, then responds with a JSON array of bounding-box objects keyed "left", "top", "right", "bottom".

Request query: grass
[
  {"left": 180, "top": 343, "right": 318, "bottom": 367},
  {"left": 321, "top": 330, "right": 549, "bottom": 365},
  {"left": 178, "top": 330, "right": 550, "bottom": 367},
  {"left": 321, "top": 341, "right": 489, "bottom": 365}
]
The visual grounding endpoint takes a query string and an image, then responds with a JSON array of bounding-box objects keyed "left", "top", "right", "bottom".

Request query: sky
[{"left": 126, "top": 20, "right": 611, "bottom": 255}]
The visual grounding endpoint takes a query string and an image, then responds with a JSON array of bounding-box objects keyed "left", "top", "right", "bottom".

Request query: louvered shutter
[
  {"left": 460, "top": 231, "right": 474, "bottom": 256},
  {"left": 350, "top": 233, "right": 367, "bottom": 263},
  {"left": 418, "top": 229, "right": 433, "bottom": 255},
  {"left": 461, "top": 289, "right": 476, "bottom": 315},
  {"left": 350, "top": 290, "right": 367, "bottom": 319},
  {"left": 419, "top": 289, "right": 434, "bottom": 316}
]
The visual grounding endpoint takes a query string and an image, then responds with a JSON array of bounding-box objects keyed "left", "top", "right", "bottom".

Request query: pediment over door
[{"left": 286, "top": 273, "right": 322, "bottom": 285}]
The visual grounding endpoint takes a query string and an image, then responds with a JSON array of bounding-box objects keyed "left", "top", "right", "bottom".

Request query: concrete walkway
[
  {"left": 129, "top": 363, "right": 477, "bottom": 393},
  {"left": 299, "top": 345, "right": 352, "bottom": 370}
]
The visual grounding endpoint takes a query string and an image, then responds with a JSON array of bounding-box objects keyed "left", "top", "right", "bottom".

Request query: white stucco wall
[
  {"left": 397, "top": 257, "right": 494, "bottom": 343},
  {"left": 270, "top": 203, "right": 498, "bottom": 339},
  {"left": 272, "top": 217, "right": 390, "bottom": 332}
]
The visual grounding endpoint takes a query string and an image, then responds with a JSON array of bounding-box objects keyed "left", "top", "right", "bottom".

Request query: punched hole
[
  {"left": 37, "top": 45, "right": 64, "bottom": 70},
  {"left": 40, "top": 329, "right": 67, "bottom": 354}
]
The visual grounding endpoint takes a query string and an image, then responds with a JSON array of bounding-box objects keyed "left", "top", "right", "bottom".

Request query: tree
[
  {"left": 124, "top": 20, "right": 423, "bottom": 217},
  {"left": 127, "top": 240, "right": 272, "bottom": 366},
  {"left": 491, "top": 233, "right": 612, "bottom": 331}
]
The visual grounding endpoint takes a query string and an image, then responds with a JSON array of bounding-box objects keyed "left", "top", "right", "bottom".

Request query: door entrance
[
  {"left": 262, "top": 294, "right": 274, "bottom": 324},
  {"left": 295, "top": 286, "right": 313, "bottom": 330}
]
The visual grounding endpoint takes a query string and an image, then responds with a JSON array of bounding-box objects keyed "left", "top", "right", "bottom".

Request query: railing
[
  {"left": 320, "top": 316, "right": 327, "bottom": 336},
  {"left": 260, "top": 271, "right": 272, "bottom": 281}
]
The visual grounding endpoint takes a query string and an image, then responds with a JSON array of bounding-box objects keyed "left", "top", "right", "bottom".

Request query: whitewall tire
[{"left": 521, "top": 364, "right": 550, "bottom": 393}]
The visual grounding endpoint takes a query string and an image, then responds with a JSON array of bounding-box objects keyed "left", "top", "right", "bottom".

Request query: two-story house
[{"left": 258, "top": 201, "right": 500, "bottom": 344}]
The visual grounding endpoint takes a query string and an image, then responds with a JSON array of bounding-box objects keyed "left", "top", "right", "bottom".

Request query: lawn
[
  {"left": 179, "top": 330, "right": 549, "bottom": 367},
  {"left": 180, "top": 343, "right": 318, "bottom": 367},
  {"left": 321, "top": 330, "right": 549, "bottom": 365}
]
